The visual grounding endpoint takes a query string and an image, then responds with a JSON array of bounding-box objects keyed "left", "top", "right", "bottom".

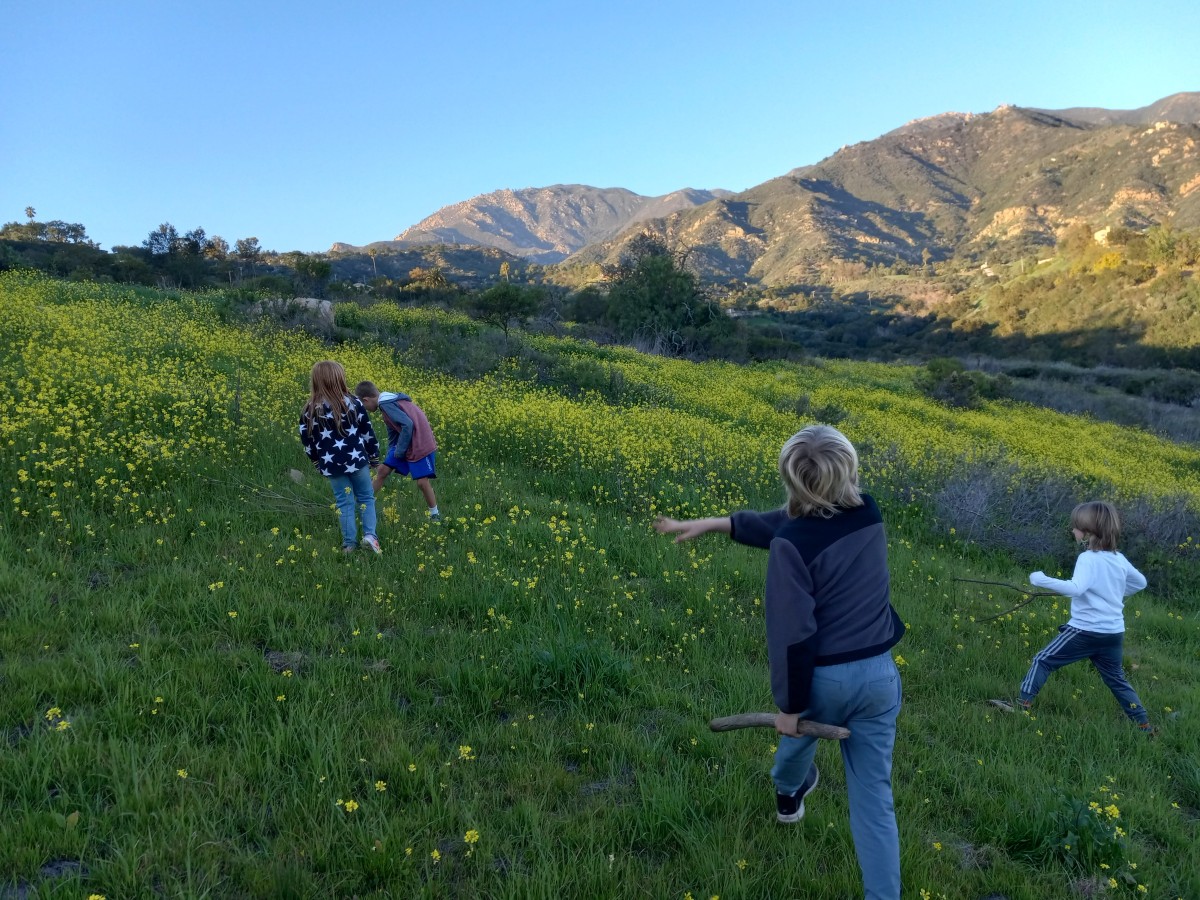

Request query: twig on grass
[
  {"left": 953, "top": 577, "right": 1060, "bottom": 622},
  {"left": 201, "top": 475, "right": 329, "bottom": 513}
]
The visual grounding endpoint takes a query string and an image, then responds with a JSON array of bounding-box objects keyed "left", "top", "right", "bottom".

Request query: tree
[
  {"left": 408, "top": 266, "right": 448, "bottom": 289},
  {"left": 292, "top": 254, "right": 333, "bottom": 296},
  {"left": 205, "top": 236, "right": 230, "bottom": 261},
  {"left": 600, "top": 232, "right": 734, "bottom": 355},
  {"left": 1058, "top": 222, "right": 1095, "bottom": 257},
  {"left": 235, "top": 237, "right": 262, "bottom": 274},
  {"left": 1145, "top": 224, "right": 1177, "bottom": 267},
  {"left": 1175, "top": 231, "right": 1200, "bottom": 267},
  {"left": 1, "top": 218, "right": 93, "bottom": 244},
  {"left": 469, "top": 283, "right": 542, "bottom": 337},
  {"left": 367, "top": 246, "right": 378, "bottom": 277},
  {"left": 144, "top": 223, "right": 179, "bottom": 255},
  {"left": 24, "top": 207, "right": 35, "bottom": 221},
  {"left": 181, "top": 227, "right": 209, "bottom": 256},
  {"left": 917, "top": 357, "right": 1007, "bottom": 408}
]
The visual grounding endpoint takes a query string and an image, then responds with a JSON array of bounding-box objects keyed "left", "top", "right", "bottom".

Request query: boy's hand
[
  {"left": 774, "top": 712, "right": 800, "bottom": 736},
  {"left": 654, "top": 516, "right": 708, "bottom": 543}
]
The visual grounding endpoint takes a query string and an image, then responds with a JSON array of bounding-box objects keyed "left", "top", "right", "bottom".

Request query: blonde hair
[
  {"left": 1072, "top": 500, "right": 1121, "bottom": 551},
  {"left": 354, "top": 380, "right": 380, "bottom": 400},
  {"left": 779, "top": 425, "right": 863, "bottom": 518},
  {"left": 304, "top": 360, "right": 353, "bottom": 431}
]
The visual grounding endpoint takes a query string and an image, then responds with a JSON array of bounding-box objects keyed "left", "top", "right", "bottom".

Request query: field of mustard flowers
[{"left": 2, "top": 271, "right": 1199, "bottom": 899}]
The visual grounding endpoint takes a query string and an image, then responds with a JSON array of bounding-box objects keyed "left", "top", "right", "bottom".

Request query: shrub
[
  {"left": 930, "top": 460, "right": 1081, "bottom": 562},
  {"left": 779, "top": 393, "right": 848, "bottom": 425},
  {"left": 918, "top": 358, "right": 1009, "bottom": 409}
]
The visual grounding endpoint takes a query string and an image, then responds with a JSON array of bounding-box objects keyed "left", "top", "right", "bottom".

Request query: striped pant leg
[
  {"left": 1020, "top": 625, "right": 1090, "bottom": 701},
  {"left": 1088, "top": 633, "right": 1148, "bottom": 724}
]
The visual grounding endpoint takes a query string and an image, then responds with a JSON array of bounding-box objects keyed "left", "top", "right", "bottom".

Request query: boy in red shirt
[{"left": 354, "top": 381, "right": 441, "bottom": 521}]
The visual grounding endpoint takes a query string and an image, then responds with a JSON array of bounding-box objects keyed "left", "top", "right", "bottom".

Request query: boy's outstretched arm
[
  {"left": 654, "top": 516, "right": 731, "bottom": 543},
  {"left": 1031, "top": 553, "right": 1095, "bottom": 599}
]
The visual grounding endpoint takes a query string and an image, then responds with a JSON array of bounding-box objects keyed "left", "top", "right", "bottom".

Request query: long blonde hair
[
  {"left": 779, "top": 425, "right": 863, "bottom": 518},
  {"left": 303, "top": 360, "right": 353, "bottom": 431}
]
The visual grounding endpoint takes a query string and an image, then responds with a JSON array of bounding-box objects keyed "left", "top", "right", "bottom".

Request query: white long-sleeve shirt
[{"left": 1030, "top": 550, "right": 1147, "bottom": 634}]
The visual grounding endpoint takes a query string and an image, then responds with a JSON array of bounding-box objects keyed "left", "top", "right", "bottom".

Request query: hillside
[
  {"left": 333, "top": 185, "right": 731, "bottom": 264},
  {"left": 575, "top": 98, "right": 1200, "bottom": 284},
  {"left": 3, "top": 273, "right": 1200, "bottom": 897},
  {"left": 4, "top": 273, "right": 1200, "bottom": 897}
]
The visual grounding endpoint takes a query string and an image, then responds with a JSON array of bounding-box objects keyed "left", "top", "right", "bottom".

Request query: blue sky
[{"left": 2, "top": 1, "right": 1197, "bottom": 252}]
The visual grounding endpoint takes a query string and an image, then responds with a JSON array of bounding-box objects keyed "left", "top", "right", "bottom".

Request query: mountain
[
  {"left": 570, "top": 94, "right": 1200, "bottom": 285},
  {"left": 364, "top": 185, "right": 732, "bottom": 264},
  {"left": 1031, "top": 91, "right": 1200, "bottom": 127}
]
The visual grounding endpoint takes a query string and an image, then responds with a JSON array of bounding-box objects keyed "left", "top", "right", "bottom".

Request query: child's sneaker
[
  {"left": 428, "top": 511, "right": 441, "bottom": 523},
  {"left": 361, "top": 534, "right": 382, "bottom": 555},
  {"left": 342, "top": 545, "right": 356, "bottom": 554},
  {"left": 776, "top": 764, "right": 819, "bottom": 824},
  {"left": 988, "top": 698, "right": 1032, "bottom": 714},
  {"left": 1137, "top": 721, "right": 1158, "bottom": 738}
]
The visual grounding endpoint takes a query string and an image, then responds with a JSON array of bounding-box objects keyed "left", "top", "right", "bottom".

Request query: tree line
[{"left": 5, "top": 207, "right": 1198, "bottom": 370}]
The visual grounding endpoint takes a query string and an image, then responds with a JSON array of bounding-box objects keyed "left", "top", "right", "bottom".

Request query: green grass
[{"left": 2, "top": 273, "right": 1199, "bottom": 898}]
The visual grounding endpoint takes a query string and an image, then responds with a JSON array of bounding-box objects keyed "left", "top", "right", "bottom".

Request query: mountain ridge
[
  {"left": 571, "top": 96, "right": 1200, "bottom": 284},
  {"left": 331, "top": 185, "right": 731, "bottom": 264},
  {"left": 333, "top": 92, "right": 1200, "bottom": 285}
]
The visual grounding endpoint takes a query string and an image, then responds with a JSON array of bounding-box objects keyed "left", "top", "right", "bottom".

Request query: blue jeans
[
  {"left": 772, "top": 651, "right": 902, "bottom": 900},
  {"left": 1020, "top": 625, "right": 1147, "bottom": 724},
  {"left": 327, "top": 467, "right": 376, "bottom": 548}
]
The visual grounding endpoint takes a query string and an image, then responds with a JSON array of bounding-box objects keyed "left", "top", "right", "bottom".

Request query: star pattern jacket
[{"left": 298, "top": 395, "right": 380, "bottom": 477}]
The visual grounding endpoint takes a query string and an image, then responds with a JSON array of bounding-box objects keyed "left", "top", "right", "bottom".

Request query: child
[
  {"left": 655, "top": 425, "right": 903, "bottom": 900},
  {"left": 299, "top": 361, "right": 382, "bottom": 553},
  {"left": 1002, "top": 501, "right": 1153, "bottom": 734},
  {"left": 354, "top": 381, "right": 440, "bottom": 521}
]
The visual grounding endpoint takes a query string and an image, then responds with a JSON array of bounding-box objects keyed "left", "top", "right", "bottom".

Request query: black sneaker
[{"left": 776, "top": 764, "right": 820, "bottom": 824}]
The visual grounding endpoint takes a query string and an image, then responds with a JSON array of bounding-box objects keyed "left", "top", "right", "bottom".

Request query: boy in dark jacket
[
  {"left": 655, "top": 425, "right": 902, "bottom": 900},
  {"left": 354, "top": 381, "right": 440, "bottom": 520}
]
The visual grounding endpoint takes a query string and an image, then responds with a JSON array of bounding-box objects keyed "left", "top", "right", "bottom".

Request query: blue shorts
[{"left": 382, "top": 450, "right": 436, "bottom": 480}]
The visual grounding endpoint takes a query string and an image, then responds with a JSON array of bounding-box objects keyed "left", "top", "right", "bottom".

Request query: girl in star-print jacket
[{"left": 298, "top": 361, "right": 383, "bottom": 553}]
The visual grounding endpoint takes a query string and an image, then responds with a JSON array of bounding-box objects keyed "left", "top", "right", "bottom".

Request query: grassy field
[{"left": 2, "top": 272, "right": 1199, "bottom": 899}]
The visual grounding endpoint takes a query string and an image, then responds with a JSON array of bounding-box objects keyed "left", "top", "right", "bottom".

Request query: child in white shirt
[{"left": 1012, "top": 501, "right": 1153, "bottom": 734}]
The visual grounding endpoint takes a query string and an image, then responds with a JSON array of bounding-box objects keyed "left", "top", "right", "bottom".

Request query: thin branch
[
  {"left": 201, "top": 475, "right": 329, "bottom": 512},
  {"left": 709, "top": 713, "right": 849, "bottom": 740},
  {"left": 952, "top": 577, "right": 1060, "bottom": 622}
]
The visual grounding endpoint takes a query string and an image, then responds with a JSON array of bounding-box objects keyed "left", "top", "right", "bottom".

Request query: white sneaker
[{"left": 362, "top": 534, "right": 382, "bottom": 554}]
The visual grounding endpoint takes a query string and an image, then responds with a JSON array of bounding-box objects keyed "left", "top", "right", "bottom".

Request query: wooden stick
[{"left": 710, "top": 713, "right": 850, "bottom": 740}]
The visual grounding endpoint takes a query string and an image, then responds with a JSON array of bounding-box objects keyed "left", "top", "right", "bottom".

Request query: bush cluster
[{"left": 917, "top": 358, "right": 1010, "bottom": 409}]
